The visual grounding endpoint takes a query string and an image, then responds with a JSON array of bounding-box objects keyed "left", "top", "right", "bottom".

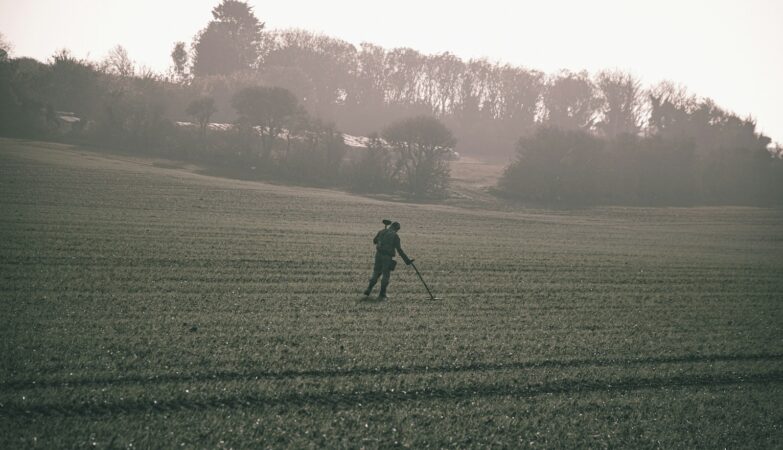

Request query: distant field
[{"left": 1, "top": 139, "right": 782, "bottom": 448}]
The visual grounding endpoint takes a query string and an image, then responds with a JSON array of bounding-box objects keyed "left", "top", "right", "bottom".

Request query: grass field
[{"left": 1, "top": 138, "right": 782, "bottom": 448}]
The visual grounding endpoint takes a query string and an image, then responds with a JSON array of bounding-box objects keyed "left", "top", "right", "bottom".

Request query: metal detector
[{"left": 410, "top": 261, "right": 441, "bottom": 300}]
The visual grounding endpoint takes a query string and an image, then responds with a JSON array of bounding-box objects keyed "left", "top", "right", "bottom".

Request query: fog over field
[{"left": 1, "top": 1, "right": 782, "bottom": 448}]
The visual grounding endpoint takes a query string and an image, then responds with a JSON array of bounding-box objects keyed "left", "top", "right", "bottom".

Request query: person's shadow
[{"left": 357, "top": 295, "right": 386, "bottom": 303}]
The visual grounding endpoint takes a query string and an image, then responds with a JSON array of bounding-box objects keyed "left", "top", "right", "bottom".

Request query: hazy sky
[{"left": 1, "top": 0, "right": 781, "bottom": 143}]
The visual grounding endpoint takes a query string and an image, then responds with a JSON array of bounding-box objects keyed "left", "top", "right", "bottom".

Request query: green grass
[{"left": 1, "top": 139, "right": 782, "bottom": 448}]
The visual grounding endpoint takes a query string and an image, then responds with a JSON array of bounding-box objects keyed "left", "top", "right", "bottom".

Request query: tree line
[
  {"left": 0, "top": 1, "right": 780, "bottom": 205},
  {"left": 178, "top": 1, "right": 782, "bottom": 205},
  {"left": 0, "top": 28, "right": 455, "bottom": 198}
]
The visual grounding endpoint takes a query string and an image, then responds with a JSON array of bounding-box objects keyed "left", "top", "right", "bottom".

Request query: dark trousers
[{"left": 366, "top": 252, "right": 393, "bottom": 294}]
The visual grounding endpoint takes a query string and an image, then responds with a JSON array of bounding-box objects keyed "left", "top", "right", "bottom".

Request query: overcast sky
[{"left": 1, "top": 0, "right": 781, "bottom": 143}]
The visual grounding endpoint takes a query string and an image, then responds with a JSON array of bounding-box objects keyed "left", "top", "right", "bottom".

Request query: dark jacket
[
  {"left": 375, "top": 228, "right": 411, "bottom": 264},
  {"left": 373, "top": 228, "right": 386, "bottom": 246}
]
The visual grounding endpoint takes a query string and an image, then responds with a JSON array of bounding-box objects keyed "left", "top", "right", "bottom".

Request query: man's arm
[{"left": 394, "top": 235, "right": 413, "bottom": 265}]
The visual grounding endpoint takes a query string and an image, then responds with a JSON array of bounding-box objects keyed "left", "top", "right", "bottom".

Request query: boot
[
  {"left": 364, "top": 280, "right": 376, "bottom": 296},
  {"left": 378, "top": 284, "right": 388, "bottom": 300}
]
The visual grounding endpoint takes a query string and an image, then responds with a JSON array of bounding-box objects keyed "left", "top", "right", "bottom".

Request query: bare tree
[
  {"left": 595, "top": 70, "right": 642, "bottom": 137},
  {"left": 499, "top": 65, "right": 544, "bottom": 126},
  {"left": 170, "top": 42, "right": 189, "bottom": 83},
  {"left": 231, "top": 86, "right": 300, "bottom": 159},
  {"left": 355, "top": 43, "right": 387, "bottom": 106},
  {"left": 543, "top": 70, "right": 599, "bottom": 131},
  {"left": 430, "top": 52, "right": 464, "bottom": 116},
  {"left": 102, "top": 45, "right": 135, "bottom": 77},
  {"left": 383, "top": 115, "right": 456, "bottom": 197},
  {"left": 186, "top": 97, "right": 217, "bottom": 137},
  {"left": 263, "top": 30, "right": 357, "bottom": 117},
  {"left": 0, "top": 32, "right": 11, "bottom": 61},
  {"left": 646, "top": 81, "right": 696, "bottom": 137},
  {"left": 384, "top": 48, "right": 426, "bottom": 105}
]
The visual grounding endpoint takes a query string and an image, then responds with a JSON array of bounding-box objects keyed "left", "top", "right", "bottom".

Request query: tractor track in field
[
  {"left": 3, "top": 352, "right": 782, "bottom": 391},
  {"left": 2, "top": 370, "right": 782, "bottom": 418}
]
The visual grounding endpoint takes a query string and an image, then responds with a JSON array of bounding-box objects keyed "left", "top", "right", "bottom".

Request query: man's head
[{"left": 391, "top": 221, "right": 401, "bottom": 231}]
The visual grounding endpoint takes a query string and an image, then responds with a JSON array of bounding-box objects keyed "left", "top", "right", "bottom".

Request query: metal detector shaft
[{"left": 410, "top": 262, "right": 437, "bottom": 300}]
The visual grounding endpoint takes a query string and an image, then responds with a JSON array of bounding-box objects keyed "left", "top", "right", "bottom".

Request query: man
[{"left": 364, "top": 221, "right": 413, "bottom": 300}]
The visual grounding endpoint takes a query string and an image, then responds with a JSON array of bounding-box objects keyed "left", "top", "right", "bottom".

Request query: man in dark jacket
[{"left": 364, "top": 221, "right": 413, "bottom": 299}]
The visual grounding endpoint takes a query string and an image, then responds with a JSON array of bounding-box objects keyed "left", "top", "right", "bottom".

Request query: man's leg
[
  {"left": 378, "top": 267, "right": 391, "bottom": 298},
  {"left": 365, "top": 270, "right": 381, "bottom": 296},
  {"left": 364, "top": 253, "right": 383, "bottom": 295}
]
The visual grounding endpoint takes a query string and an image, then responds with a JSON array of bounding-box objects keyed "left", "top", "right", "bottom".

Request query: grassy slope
[{"left": 1, "top": 139, "right": 782, "bottom": 448}]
